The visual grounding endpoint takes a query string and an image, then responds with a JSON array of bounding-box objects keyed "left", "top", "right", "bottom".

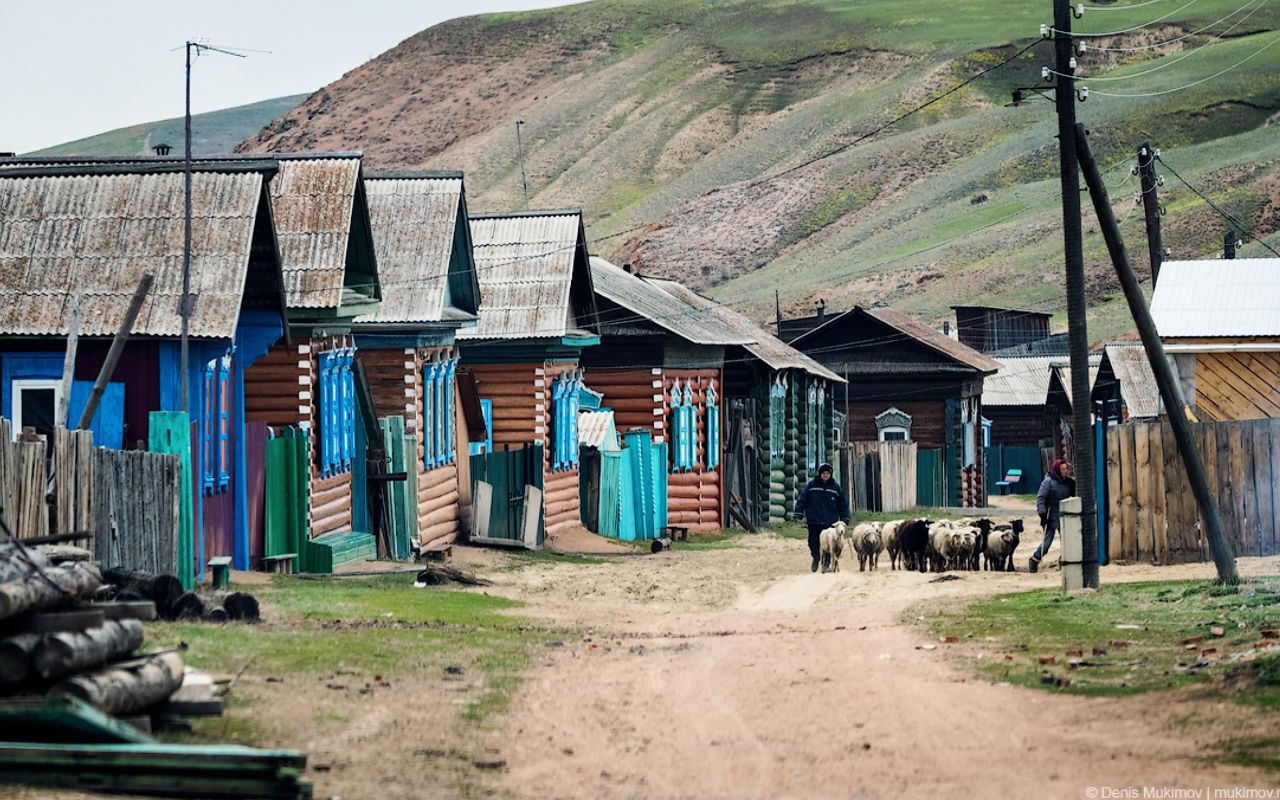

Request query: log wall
[
  {"left": 587, "top": 368, "right": 664, "bottom": 441},
  {"left": 663, "top": 368, "right": 722, "bottom": 532},
  {"left": 543, "top": 361, "right": 581, "bottom": 531}
]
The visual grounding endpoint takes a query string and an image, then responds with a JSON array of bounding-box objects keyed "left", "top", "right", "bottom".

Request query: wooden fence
[
  {"left": 1105, "top": 418, "right": 1280, "bottom": 564},
  {"left": 0, "top": 420, "right": 96, "bottom": 541},
  {"left": 93, "top": 448, "right": 182, "bottom": 575},
  {"left": 846, "top": 441, "right": 917, "bottom": 513}
]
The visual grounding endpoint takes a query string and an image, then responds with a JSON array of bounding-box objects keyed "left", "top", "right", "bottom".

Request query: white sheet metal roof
[
  {"left": 1104, "top": 344, "right": 1161, "bottom": 418},
  {"left": 460, "top": 211, "right": 588, "bottom": 341},
  {"left": 1151, "top": 258, "right": 1280, "bottom": 339},
  {"left": 590, "top": 257, "right": 751, "bottom": 346},
  {"left": 983, "top": 356, "right": 1059, "bottom": 407}
]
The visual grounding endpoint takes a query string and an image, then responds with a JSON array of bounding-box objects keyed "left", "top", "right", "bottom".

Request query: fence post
[{"left": 1061, "top": 496, "right": 1084, "bottom": 592}]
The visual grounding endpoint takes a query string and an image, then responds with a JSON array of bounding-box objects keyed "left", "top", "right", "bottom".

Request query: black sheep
[
  {"left": 897, "top": 519, "right": 931, "bottom": 573},
  {"left": 973, "top": 519, "right": 994, "bottom": 571},
  {"left": 1003, "top": 519, "right": 1023, "bottom": 572}
]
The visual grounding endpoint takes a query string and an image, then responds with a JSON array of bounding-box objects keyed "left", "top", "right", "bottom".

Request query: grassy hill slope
[
  {"left": 233, "top": 0, "right": 1280, "bottom": 341},
  {"left": 30, "top": 95, "right": 307, "bottom": 157}
]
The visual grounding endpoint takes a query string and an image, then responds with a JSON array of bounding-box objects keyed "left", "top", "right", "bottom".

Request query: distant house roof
[
  {"left": 0, "top": 163, "right": 280, "bottom": 340},
  {"left": 1151, "top": 258, "right": 1280, "bottom": 339},
  {"left": 989, "top": 333, "right": 1070, "bottom": 357},
  {"left": 356, "top": 172, "right": 479, "bottom": 327},
  {"left": 648, "top": 280, "right": 843, "bottom": 383},
  {"left": 983, "top": 356, "right": 1059, "bottom": 407},
  {"left": 1101, "top": 344, "right": 1161, "bottom": 419},
  {"left": 589, "top": 258, "right": 751, "bottom": 346},
  {"left": 1048, "top": 354, "right": 1103, "bottom": 407},
  {"left": 459, "top": 210, "right": 598, "bottom": 342},
  {"left": 268, "top": 154, "right": 380, "bottom": 313},
  {"left": 789, "top": 306, "right": 998, "bottom": 375}
]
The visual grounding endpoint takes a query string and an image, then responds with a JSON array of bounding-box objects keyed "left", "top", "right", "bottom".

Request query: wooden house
[
  {"left": 243, "top": 153, "right": 383, "bottom": 544},
  {"left": 952, "top": 306, "right": 1053, "bottom": 353},
  {"left": 1046, "top": 355, "right": 1102, "bottom": 458},
  {"left": 651, "top": 281, "right": 843, "bottom": 528},
  {"left": 0, "top": 159, "right": 288, "bottom": 572},
  {"left": 352, "top": 172, "right": 481, "bottom": 555},
  {"left": 1093, "top": 343, "right": 1161, "bottom": 423},
  {"left": 458, "top": 210, "right": 599, "bottom": 537},
  {"left": 780, "top": 306, "right": 998, "bottom": 507},
  {"left": 1151, "top": 258, "right": 1280, "bottom": 420},
  {"left": 583, "top": 258, "right": 754, "bottom": 532},
  {"left": 982, "top": 356, "right": 1058, "bottom": 448}
]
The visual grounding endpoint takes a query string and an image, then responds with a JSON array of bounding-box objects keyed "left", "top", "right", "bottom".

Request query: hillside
[
  {"left": 237, "top": 0, "right": 1280, "bottom": 341},
  {"left": 31, "top": 95, "right": 307, "bottom": 158}
]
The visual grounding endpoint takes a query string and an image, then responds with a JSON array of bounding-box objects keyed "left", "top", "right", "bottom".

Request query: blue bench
[{"left": 995, "top": 468, "right": 1024, "bottom": 495}]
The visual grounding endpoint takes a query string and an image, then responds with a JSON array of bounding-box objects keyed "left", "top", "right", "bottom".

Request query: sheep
[
  {"left": 984, "top": 519, "right": 1024, "bottom": 572},
  {"left": 897, "top": 519, "right": 931, "bottom": 573},
  {"left": 818, "top": 521, "right": 847, "bottom": 573},
  {"left": 953, "top": 526, "right": 980, "bottom": 571},
  {"left": 972, "top": 519, "right": 995, "bottom": 571},
  {"left": 929, "top": 525, "right": 962, "bottom": 572},
  {"left": 850, "top": 522, "right": 884, "bottom": 571},
  {"left": 882, "top": 520, "right": 904, "bottom": 569}
]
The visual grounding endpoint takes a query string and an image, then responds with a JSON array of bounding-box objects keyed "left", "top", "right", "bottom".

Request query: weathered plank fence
[
  {"left": 1105, "top": 418, "right": 1280, "bottom": 564},
  {"left": 847, "top": 441, "right": 917, "bottom": 513},
  {"left": 0, "top": 419, "right": 50, "bottom": 539},
  {"left": 93, "top": 448, "right": 182, "bottom": 575}
]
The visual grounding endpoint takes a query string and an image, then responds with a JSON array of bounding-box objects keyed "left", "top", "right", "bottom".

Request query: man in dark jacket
[
  {"left": 794, "top": 462, "right": 850, "bottom": 573},
  {"left": 1029, "top": 458, "right": 1076, "bottom": 573}
]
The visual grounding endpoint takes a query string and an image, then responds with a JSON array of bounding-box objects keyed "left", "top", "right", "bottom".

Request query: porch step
[{"left": 305, "top": 531, "right": 376, "bottom": 573}]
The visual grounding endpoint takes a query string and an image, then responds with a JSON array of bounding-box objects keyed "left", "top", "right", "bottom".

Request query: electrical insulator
[
  {"left": 1068, "top": 56, "right": 1077, "bottom": 69},
  {"left": 1156, "top": 174, "right": 1165, "bottom": 187},
  {"left": 1076, "top": 42, "right": 1087, "bottom": 56},
  {"left": 1075, "top": 3, "right": 1085, "bottom": 17},
  {"left": 1076, "top": 85, "right": 1089, "bottom": 101},
  {"left": 1041, "top": 23, "right": 1051, "bottom": 38},
  {"left": 1042, "top": 66, "right": 1051, "bottom": 80}
]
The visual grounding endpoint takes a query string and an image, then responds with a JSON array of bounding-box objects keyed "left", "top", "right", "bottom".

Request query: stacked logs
[
  {"left": 101, "top": 568, "right": 260, "bottom": 623},
  {"left": 0, "top": 539, "right": 185, "bottom": 716}
]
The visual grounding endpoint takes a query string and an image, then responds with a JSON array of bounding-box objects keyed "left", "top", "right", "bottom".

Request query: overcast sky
[{"left": 1, "top": 0, "right": 574, "bottom": 154}]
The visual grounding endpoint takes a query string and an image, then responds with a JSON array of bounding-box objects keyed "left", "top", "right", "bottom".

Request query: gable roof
[
  {"left": 983, "top": 356, "right": 1058, "bottom": 407},
  {"left": 648, "top": 280, "right": 843, "bottom": 383},
  {"left": 269, "top": 154, "right": 379, "bottom": 312},
  {"left": 1151, "top": 258, "right": 1280, "bottom": 339},
  {"left": 356, "top": 172, "right": 479, "bottom": 327},
  {"left": 459, "top": 210, "right": 597, "bottom": 341},
  {"left": 0, "top": 163, "right": 278, "bottom": 339},
  {"left": 1102, "top": 344, "right": 1161, "bottom": 418},
  {"left": 589, "top": 258, "right": 751, "bottom": 346},
  {"left": 1048, "top": 354, "right": 1103, "bottom": 406},
  {"left": 790, "top": 306, "right": 999, "bottom": 374}
]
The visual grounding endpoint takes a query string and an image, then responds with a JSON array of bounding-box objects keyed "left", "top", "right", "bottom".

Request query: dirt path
[{"left": 489, "top": 534, "right": 1280, "bottom": 800}]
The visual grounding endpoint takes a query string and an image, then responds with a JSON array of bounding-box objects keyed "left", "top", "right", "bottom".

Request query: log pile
[{"left": 99, "top": 567, "right": 261, "bottom": 623}]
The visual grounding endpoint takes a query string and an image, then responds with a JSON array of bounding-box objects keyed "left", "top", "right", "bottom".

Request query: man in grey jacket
[{"left": 1029, "top": 459, "right": 1075, "bottom": 573}]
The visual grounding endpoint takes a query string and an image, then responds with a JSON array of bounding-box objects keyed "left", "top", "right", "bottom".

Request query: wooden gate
[
  {"left": 848, "top": 441, "right": 917, "bottom": 513},
  {"left": 264, "top": 426, "right": 309, "bottom": 572},
  {"left": 470, "top": 443, "right": 544, "bottom": 544},
  {"left": 1105, "top": 418, "right": 1280, "bottom": 564},
  {"left": 917, "top": 448, "right": 946, "bottom": 508}
]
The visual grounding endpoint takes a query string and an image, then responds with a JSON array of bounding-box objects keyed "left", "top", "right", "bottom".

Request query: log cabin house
[
  {"left": 0, "top": 159, "right": 288, "bottom": 573},
  {"left": 1151, "top": 258, "right": 1280, "bottom": 421},
  {"left": 583, "top": 258, "right": 754, "bottom": 532},
  {"left": 352, "top": 172, "right": 481, "bottom": 556},
  {"left": 649, "top": 281, "right": 844, "bottom": 528},
  {"left": 982, "top": 356, "right": 1058, "bottom": 448},
  {"left": 780, "top": 305, "right": 998, "bottom": 508},
  {"left": 458, "top": 210, "right": 599, "bottom": 538},
  {"left": 243, "top": 153, "right": 383, "bottom": 545}
]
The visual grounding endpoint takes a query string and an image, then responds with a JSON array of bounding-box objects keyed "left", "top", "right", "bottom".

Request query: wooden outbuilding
[
  {"left": 458, "top": 210, "right": 599, "bottom": 538},
  {"left": 1046, "top": 355, "right": 1102, "bottom": 459},
  {"left": 982, "top": 356, "right": 1058, "bottom": 448},
  {"left": 1092, "top": 343, "right": 1161, "bottom": 423}
]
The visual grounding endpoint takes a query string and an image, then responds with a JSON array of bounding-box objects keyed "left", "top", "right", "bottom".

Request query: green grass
[{"left": 929, "top": 578, "right": 1280, "bottom": 701}]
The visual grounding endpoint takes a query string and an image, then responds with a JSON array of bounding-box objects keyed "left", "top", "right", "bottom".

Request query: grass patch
[
  {"left": 929, "top": 577, "right": 1280, "bottom": 699},
  {"left": 673, "top": 529, "right": 750, "bottom": 551},
  {"left": 498, "top": 550, "right": 611, "bottom": 569}
]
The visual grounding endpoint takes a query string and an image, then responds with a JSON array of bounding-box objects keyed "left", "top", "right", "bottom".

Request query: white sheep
[
  {"left": 882, "top": 520, "right": 904, "bottom": 569},
  {"left": 819, "top": 521, "right": 847, "bottom": 573},
  {"left": 850, "top": 522, "right": 884, "bottom": 571}
]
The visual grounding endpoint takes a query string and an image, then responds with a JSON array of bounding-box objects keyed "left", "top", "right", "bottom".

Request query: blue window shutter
[
  {"left": 422, "top": 363, "right": 433, "bottom": 469},
  {"left": 551, "top": 376, "right": 563, "bottom": 471},
  {"left": 319, "top": 352, "right": 334, "bottom": 475},
  {"left": 470, "top": 399, "right": 492, "bottom": 456},
  {"left": 343, "top": 348, "right": 355, "bottom": 471},
  {"left": 568, "top": 372, "right": 580, "bottom": 468},
  {"left": 218, "top": 355, "right": 231, "bottom": 490},
  {"left": 202, "top": 361, "right": 216, "bottom": 491},
  {"left": 68, "top": 380, "right": 125, "bottom": 451},
  {"left": 445, "top": 359, "right": 457, "bottom": 462},
  {"left": 435, "top": 362, "right": 446, "bottom": 466}
]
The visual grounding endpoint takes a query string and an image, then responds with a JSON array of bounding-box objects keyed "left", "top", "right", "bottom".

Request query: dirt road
[{"left": 487, "top": 533, "right": 1280, "bottom": 800}]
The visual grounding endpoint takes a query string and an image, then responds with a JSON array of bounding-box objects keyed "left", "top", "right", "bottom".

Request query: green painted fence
[
  {"left": 984, "top": 444, "right": 1044, "bottom": 496},
  {"left": 379, "top": 416, "right": 416, "bottom": 560},
  {"left": 917, "top": 447, "right": 946, "bottom": 509},
  {"left": 264, "top": 427, "right": 309, "bottom": 573},
  {"left": 469, "top": 443, "right": 544, "bottom": 543},
  {"left": 147, "top": 412, "right": 195, "bottom": 590}
]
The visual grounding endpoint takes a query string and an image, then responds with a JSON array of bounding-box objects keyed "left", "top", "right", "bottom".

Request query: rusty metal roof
[
  {"left": 1151, "top": 258, "right": 1280, "bottom": 339},
  {"left": 984, "top": 356, "right": 1058, "bottom": 407},
  {"left": 590, "top": 257, "right": 751, "bottom": 346},
  {"left": 648, "top": 279, "right": 843, "bottom": 383},
  {"left": 0, "top": 167, "right": 270, "bottom": 339},
  {"left": 268, "top": 155, "right": 370, "bottom": 310},
  {"left": 1103, "top": 344, "right": 1161, "bottom": 418},
  {"left": 459, "top": 211, "right": 594, "bottom": 341},
  {"left": 356, "top": 173, "right": 478, "bottom": 326}
]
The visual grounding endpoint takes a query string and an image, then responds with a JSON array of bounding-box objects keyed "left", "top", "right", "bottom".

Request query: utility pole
[
  {"left": 1052, "top": 0, "right": 1099, "bottom": 587},
  {"left": 1137, "top": 141, "right": 1164, "bottom": 286},
  {"left": 1224, "top": 229, "right": 1237, "bottom": 259},
  {"left": 515, "top": 120, "right": 530, "bottom": 210},
  {"left": 1075, "top": 124, "right": 1238, "bottom": 584}
]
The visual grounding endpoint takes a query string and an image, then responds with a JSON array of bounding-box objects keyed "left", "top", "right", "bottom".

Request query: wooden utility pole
[
  {"left": 1052, "top": 0, "right": 1099, "bottom": 587},
  {"left": 1224, "top": 229, "right": 1237, "bottom": 259},
  {"left": 1074, "top": 124, "right": 1238, "bottom": 584},
  {"left": 181, "top": 41, "right": 194, "bottom": 414},
  {"left": 76, "top": 275, "right": 154, "bottom": 431},
  {"left": 1137, "top": 142, "right": 1164, "bottom": 286},
  {"left": 57, "top": 295, "right": 81, "bottom": 426}
]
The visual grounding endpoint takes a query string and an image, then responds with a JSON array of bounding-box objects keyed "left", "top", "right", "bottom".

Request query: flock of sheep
[{"left": 819, "top": 518, "right": 1026, "bottom": 574}]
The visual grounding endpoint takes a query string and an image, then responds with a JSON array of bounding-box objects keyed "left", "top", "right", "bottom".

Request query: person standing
[
  {"left": 1029, "top": 459, "right": 1076, "bottom": 573},
  {"left": 793, "top": 462, "right": 850, "bottom": 573}
]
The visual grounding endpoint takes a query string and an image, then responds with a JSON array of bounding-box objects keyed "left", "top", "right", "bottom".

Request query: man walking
[{"left": 794, "top": 462, "right": 850, "bottom": 573}]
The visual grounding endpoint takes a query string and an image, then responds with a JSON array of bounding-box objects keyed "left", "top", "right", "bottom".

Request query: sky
[{"left": 0, "top": 0, "right": 574, "bottom": 154}]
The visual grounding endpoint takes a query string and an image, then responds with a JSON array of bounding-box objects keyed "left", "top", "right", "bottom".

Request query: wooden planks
[{"left": 92, "top": 448, "right": 180, "bottom": 579}]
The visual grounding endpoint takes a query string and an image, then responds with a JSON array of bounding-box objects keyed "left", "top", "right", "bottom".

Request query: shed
[
  {"left": 1093, "top": 343, "right": 1162, "bottom": 422},
  {"left": 951, "top": 306, "right": 1053, "bottom": 354},
  {"left": 982, "top": 356, "right": 1058, "bottom": 448},
  {"left": 1046, "top": 354, "right": 1103, "bottom": 458}
]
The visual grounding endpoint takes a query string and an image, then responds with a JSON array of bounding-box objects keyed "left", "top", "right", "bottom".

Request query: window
[
  {"left": 670, "top": 378, "right": 698, "bottom": 473},
  {"left": 201, "top": 352, "right": 232, "bottom": 494},
  {"left": 12, "top": 379, "right": 60, "bottom": 440},
  {"left": 875, "top": 407, "right": 912, "bottom": 443},
  {"left": 768, "top": 375, "right": 786, "bottom": 459},
  {"left": 551, "top": 370, "right": 581, "bottom": 472},
  {"left": 816, "top": 385, "right": 826, "bottom": 465},
  {"left": 705, "top": 381, "right": 720, "bottom": 471},
  {"left": 319, "top": 346, "right": 356, "bottom": 476},
  {"left": 470, "top": 399, "right": 493, "bottom": 456},
  {"left": 424, "top": 356, "right": 459, "bottom": 470},
  {"left": 805, "top": 383, "right": 817, "bottom": 471},
  {"left": 424, "top": 360, "right": 438, "bottom": 467},
  {"left": 880, "top": 429, "right": 908, "bottom": 442}
]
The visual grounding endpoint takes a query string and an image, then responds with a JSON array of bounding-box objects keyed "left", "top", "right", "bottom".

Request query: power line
[
  {"left": 1088, "top": 28, "right": 1280, "bottom": 96},
  {"left": 1156, "top": 154, "right": 1280, "bottom": 257},
  {"left": 1054, "top": 0, "right": 1202, "bottom": 37},
  {"left": 1089, "top": 0, "right": 1263, "bottom": 50}
]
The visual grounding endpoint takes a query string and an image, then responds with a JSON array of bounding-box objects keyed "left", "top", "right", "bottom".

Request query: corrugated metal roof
[
  {"left": 459, "top": 211, "right": 586, "bottom": 341},
  {"left": 1105, "top": 344, "right": 1161, "bottom": 418},
  {"left": 1050, "top": 354, "right": 1103, "bottom": 405},
  {"left": 1151, "top": 258, "right": 1280, "bottom": 339},
  {"left": 578, "top": 409, "right": 618, "bottom": 449},
  {"left": 0, "top": 168, "right": 266, "bottom": 339},
  {"left": 982, "top": 356, "right": 1059, "bottom": 407},
  {"left": 270, "top": 156, "right": 362, "bottom": 309},
  {"left": 590, "top": 257, "right": 751, "bottom": 346},
  {"left": 648, "top": 279, "right": 843, "bottom": 383},
  {"left": 357, "top": 174, "right": 467, "bottom": 325},
  {"left": 863, "top": 307, "right": 1001, "bottom": 373}
]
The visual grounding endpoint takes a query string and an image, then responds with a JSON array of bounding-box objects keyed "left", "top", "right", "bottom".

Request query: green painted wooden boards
[
  {"left": 264, "top": 428, "right": 309, "bottom": 573},
  {"left": 148, "top": 412, "right": 194, "bottom": 590},
  {"left": 304, "top": 531, "right": 376, "bottom": 573},
  {"left": 380, "top": 417, "right": 415, "bottom": 560}
]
